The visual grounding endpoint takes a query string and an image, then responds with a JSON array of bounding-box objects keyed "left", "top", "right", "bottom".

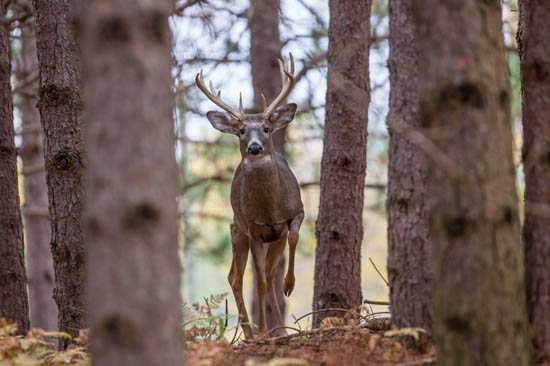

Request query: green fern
[{"left": 182, "top": 292, "right": 234, "bottom": 341}]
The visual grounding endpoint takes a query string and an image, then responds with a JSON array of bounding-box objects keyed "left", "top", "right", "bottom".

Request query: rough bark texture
[
  {"left": 0, "top": 0, "right": 30, "bottom": 335},
  {"left": 17, "top": 23, "right": 57, "bottom": 332},
  {"left": 81, "top": 1, "right": 184, "bottom": 365},
  {"left": 412, "top": 1, "right": 531, "bottom": 365},
  {"left": 312, "top": 0, "right": 370, "bottom": 328},
  {"left": 517, "top": 0, "right": 550, "bottom": 362},
  {"left": 386, "top": 0, "right": 433, "bottom": 333},
  {"left": 32, "top": 0, "right": 86, "bottom": 343},
  {"left": 249, "top": 0, "right": 286, "bottom": 329},
  {"left": 249, "top": 0, "right": 284, "bottom": 153}
]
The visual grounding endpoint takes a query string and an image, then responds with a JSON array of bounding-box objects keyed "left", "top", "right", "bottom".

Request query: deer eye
[
  {"left": 263, "top": 127, "right": 269, "bottom": 133},
  {"left": 239, "top": 128, "right": 245, "bottom": 135}
]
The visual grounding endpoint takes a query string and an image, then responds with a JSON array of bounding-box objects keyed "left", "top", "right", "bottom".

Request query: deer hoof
[{"left": 283, "top": 275, "right": 295, "bottom": 297}]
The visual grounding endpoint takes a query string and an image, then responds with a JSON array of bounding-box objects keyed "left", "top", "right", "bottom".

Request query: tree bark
[
  {"left": 0, "top": 0, "right": 30, "bottom": 335},
  {"left": 81, "top": 1, "right": 184, "bottom": 365},
  {"left": 517, "top": 0, "right": 550, "bottom": 362},
  {"left": 312, "top": 0, "right": 370, "bottom": 328},
  {"left": 412, "top": 1, "right": 531, "bottom": 365},
  {"left": 17, "top": 22, "right": 58, "bottom": 333},
  {"left": 32, "top": 0, "right": 86, "bottom": 343},
  {"left": 249, "top": 0, "right": 286, "bottom": 329},
  {"left": 386, "top": 0, "right": 433, "bottom": 333}
]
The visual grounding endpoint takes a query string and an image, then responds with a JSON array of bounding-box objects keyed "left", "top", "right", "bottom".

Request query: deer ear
[
  {"left": 269, "top": 103, "right": 297, "bottom": 131},
  {"left": 206, "top": 111, "right": 240, "bottom": 135}
]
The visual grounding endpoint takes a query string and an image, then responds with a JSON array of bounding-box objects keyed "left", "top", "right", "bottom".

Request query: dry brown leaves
[
  {"left": 0, "top": 318, "right": 89, "bottom": 366},
  {"left": 186, "top": 319, "right": 436, "bottom": 366}
]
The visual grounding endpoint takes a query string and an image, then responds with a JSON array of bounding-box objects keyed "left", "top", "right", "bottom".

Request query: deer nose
[{"left": 248, "top": 143, "right": 263, "bottom": 155}]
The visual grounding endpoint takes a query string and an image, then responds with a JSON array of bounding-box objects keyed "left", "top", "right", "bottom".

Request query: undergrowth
[{"left": 0, "top": 318, "right": 88, "bottom": 366}]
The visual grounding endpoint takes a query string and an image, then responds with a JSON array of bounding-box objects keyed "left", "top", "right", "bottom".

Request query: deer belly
[{"left": 252, "top": 222, "right": 287, "bottom": 243}]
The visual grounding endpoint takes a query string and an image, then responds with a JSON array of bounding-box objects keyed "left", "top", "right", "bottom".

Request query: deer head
[{"left": 195, "top": 53, "right": 297, "bottom": 159}]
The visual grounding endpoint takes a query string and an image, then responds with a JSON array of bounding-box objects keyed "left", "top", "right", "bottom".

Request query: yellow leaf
[
  {"left": 268, "top": 358, "right": 309, "bottom": 366},
  {"left": 368, "top": 334, "right": 381, "bottom": 352},
  {"left": 384, "top": 327, "right": 426, "bottom": 341},
  {"left": 382, "top": 341, "right": 402, "bottom": 361},
  {"left": 42, "top": 332, "right": 72, "bottom": 340}
]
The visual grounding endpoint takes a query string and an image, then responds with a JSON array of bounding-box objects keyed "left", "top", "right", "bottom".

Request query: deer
[{"left": 195, "top": 53, "right": 304, "bottom": 339}]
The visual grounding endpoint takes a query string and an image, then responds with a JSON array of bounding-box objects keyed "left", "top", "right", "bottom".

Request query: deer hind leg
[
  {"left": 249, "top": 237, "right": 268, "bottom": 336},
  {"left": 265, "top": 231, "right": 288, "bottom": 337},
  {"left": 284, "top": 211, "right": 304, "bottom": 297},
  {"left": 228, "top": 224, "right": 253, "bottom": 339}
]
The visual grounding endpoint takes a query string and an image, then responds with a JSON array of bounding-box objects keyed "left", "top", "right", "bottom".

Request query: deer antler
[
  {"left": 262, "top": 52, "right": 295, "bottom": 120},
  {"left": 195, "top": 71, "right": 246, "bottom": 121}
]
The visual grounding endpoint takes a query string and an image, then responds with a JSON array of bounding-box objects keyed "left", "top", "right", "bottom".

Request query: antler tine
[
  {"left": 263, "top": 52, "right": 296, "bottom": 119},
  {"left": 239, "top": 93, "right": 245, "bottom": 120},
  {"left": 261, "top": 93, "right": 267, "bottom": 111},
  {"left": 195, "top": 70, "right": 243, "bottom": 121}
]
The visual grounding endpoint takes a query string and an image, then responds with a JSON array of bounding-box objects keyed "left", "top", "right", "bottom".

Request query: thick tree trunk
[
  {"left": 517, "top": 0, "right": 550, "bottom": 362},
  {"left": 81, "top": 1, "right": 184, "bottom": 365},
  {"left": 32, "top": 0, "right": 86, "bottom": 343},
  {"left": 249, "top": 0, "right": 286, "bottom": 329},
  {"left": 0, "top": 0, "right": 30, "bottom": 335},
  {"left": 386, "top": 0, "right": 432, "bottom": 333},
  {"left": 312, "top": 0, "right": 370, "bottom": 328},
  {"left": 17, "top": 23, "right": 57, "bottom": 333},
  {"left": 412, "top": 1, "right": 531, "bottom": 365}
]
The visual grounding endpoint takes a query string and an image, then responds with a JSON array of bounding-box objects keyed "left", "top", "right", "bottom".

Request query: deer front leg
[
  {"left": 250, "top": 238, "right": 268, "bottom": 336},
  {"left": 284, "top": 211, "right": 304, "bottom": 297},
  {"left": 266, "top": 232, "right": 288, "bottom": 337},
  {"left": 228, "top": 224, "right": 253, "bottom": 339}
]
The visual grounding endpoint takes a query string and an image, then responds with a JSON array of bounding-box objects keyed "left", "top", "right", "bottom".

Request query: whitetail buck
[{"left": 195, "top": 53, "right": 304, "bottom": 339}]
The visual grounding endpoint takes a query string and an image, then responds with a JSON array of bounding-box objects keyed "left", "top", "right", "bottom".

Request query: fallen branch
[{"left": 243, "top": 320, "right": 390, "bottom": 345}]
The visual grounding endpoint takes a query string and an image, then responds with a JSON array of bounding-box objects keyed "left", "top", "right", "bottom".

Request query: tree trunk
[
  {"left": 81, "top": 1, "right": 184, "bottom": 365},
  {"left": 17, "top": 22, "right": 57, "bottom": 333},
  {"left": 386, "top": 0, "right": 432, "bottom": 333},
  {"left": 312, "top": 0, "right": 370, "bottom": 328},
  {"left": 412, "top": 1, "right": 531, "bottom": 365},
  {"left": 249, "top": 0, "right": 286, "bottom": 329},
  {"left": 517, "top": 0, "right": 550, "bottom": 362},
  {"left": 32, "top": 0, "right": 86, "bottom": 343},
  {"left": 0, "top": 0, "right": 30, "bottom": 335}
]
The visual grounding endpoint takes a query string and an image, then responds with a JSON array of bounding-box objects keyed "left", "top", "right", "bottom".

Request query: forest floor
[
  {"left": 0, "top": 316, "right": 437, "bottom": 366},
  {"left": 187, "top": 325, "right": 436, "bottom": 366}
]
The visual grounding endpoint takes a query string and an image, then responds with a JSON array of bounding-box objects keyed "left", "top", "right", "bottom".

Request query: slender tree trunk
[
  {"left": 0, "top": 0, "right": 30, "bottom": 335},
  {"left": 412, "top": 1, "right": 531, "bottom": 365},
  {"left": 17, "top": 23, "right": 57, "bottom": 333},
  {"left": 32, "top": 0, "right": 85, "bottom": 343},
  {"left": 249, "top": 0, "right": 286, "bottom": 329},
  {"left": 517, "top": 1, "right": 550, "bottom": 362},
  {"left": 312, "top": 0, "right": 370, "bottom": 328},
  {"left": 386, "top": 0, "right": 432, "bottom": 333},
  {"left": 81, "top": 1, "right": 184, "bottom": 365}
]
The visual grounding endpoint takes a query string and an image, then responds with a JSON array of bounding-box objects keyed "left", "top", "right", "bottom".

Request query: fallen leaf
[
  {"left": 368, "top": 334, "right": 381, "bottom": 352},
  {"left": 268, "top": 358, "right": 309, "bottom": 366}
]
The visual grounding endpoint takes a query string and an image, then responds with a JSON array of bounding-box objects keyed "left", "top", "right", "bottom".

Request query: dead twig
[
  {"left": 364, "top": 299, "right": 390, "bottom": 306},
  {"left": 259, "top": 326, "right": 303, "bottom": 340},
  {"left": 230, "top": 319, "right": 240, "bottom": 345},
  {"left": 369, "top": 257, "right": 389, "bottom": 286},
  {"left": 172, "top": 0, "right": 207, "bottom": 16},
  {"left": 292, "top": 308, "right": 355, "bottom": 324}
]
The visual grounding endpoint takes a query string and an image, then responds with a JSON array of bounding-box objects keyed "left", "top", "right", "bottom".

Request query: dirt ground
[{"left": 186, "top": 324, "right": 436, "bottom": 366}]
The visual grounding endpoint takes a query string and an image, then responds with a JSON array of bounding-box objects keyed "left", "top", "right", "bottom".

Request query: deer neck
[{"left": 241, "top": 152, "right": 286, "bottom": 225}]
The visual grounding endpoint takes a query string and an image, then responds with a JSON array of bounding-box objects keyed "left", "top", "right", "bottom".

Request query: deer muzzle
[{"left": 247, "top": 142, "right": 263, "bottom": 155}]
